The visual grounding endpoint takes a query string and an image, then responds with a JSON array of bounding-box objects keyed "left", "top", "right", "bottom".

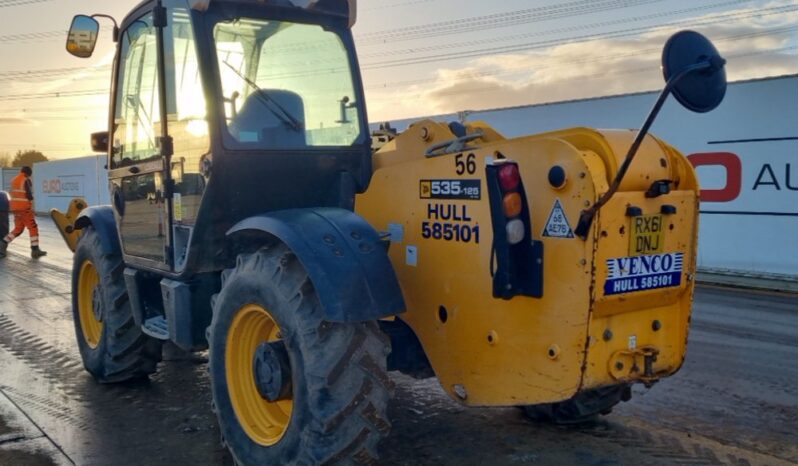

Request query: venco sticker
[{"left": 604, "top": 252, "right": 684, "bottom": 296}]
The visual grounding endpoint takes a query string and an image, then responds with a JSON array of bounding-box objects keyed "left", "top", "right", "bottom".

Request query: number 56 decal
[{"left": 455, "top": 153, "right": 477, "bottom": 175}]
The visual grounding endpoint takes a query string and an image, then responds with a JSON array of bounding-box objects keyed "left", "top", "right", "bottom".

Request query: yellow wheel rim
[
  {"left": 77, "top": 260, "right": 103, "bottom": 349},
  {"left": 226, "top": 304, "right": 293, "bottom": 446}
]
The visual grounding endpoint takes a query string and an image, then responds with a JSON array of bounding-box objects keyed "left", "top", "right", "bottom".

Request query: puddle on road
[
  {"left": 0, "top": 416, "right": 11, "bottom": 437},
  {"left": 0, "top": 341, "right": 230, "bottom": 466},
  {"left": 0, "top": 448, "right": 57, "bottom": 466}
]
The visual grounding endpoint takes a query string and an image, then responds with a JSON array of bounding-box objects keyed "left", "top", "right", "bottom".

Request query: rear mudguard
[
  {"left": 227, "top": 208, "right": 405, "bottom": 323},
  {"left": 74, "top": 206, "right": 121, "bottom": 256}
]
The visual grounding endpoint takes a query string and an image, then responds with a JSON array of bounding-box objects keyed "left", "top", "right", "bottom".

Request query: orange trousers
[{"left": 4, "top": 210, "right": 39, "bottom": 247}]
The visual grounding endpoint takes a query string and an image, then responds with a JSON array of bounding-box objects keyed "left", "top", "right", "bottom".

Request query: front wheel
[
  {"left": 72, "top": 226, "right": 162, "bottom": 382},
  {"left": 208, "top": 244, "right": 392, "bottom": 465}
]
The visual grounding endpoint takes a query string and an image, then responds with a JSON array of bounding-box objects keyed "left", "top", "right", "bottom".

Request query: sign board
[{"left": 32, "top": 155, "right": 109, "bottom": 214}]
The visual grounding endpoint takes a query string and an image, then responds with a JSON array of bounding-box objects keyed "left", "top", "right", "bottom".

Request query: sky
[{"left": 0, "top": 0, "right": 796, "bottom": 159}]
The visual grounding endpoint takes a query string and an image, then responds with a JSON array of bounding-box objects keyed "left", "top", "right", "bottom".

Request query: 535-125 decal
[{"left": 420, "top": 179, "right": 481, "bottom": 200}]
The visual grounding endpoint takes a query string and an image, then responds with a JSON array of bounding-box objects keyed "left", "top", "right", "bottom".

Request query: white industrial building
[
  {"left": 0, "top": 168, "right": 20, "bottom": 192},
  {"left": 31, "top": 155, "right": 109, "bottom": 214}
]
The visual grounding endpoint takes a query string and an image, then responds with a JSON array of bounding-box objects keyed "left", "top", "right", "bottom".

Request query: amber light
[
  {"left": 502, "top": 192, "right": 522, "bottom": 218},
  {"left": 498, "top": 164, "right": 520, "bottom": 192}
]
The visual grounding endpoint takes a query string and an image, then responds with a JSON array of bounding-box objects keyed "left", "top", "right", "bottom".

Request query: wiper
[{"left": 222, "top": 60, "right": 304, "bottom": 133}]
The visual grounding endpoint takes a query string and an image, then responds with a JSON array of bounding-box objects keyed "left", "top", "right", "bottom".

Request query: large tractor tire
[
  {"left": 72, "top": 227, "right": 162, "bottom": 382},
  {"left": 522, "top": 385, "right": 631, "bottom": 425},
  {"left": 208, "top": 244, "right": 392, "bottom": 466}
]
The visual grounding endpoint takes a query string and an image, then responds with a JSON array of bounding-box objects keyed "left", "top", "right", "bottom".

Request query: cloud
[{"left": 364, "top": 4, "right": 798, "bottom": 120}]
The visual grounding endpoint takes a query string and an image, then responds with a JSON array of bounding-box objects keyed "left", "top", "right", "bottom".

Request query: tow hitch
[{"left": 609, "top": 347, "right": 661, "bottom": 388}]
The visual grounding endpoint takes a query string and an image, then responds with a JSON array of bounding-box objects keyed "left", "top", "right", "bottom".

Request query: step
[{"left": 141, "top": 316, "right": 170, "bottom": 340}]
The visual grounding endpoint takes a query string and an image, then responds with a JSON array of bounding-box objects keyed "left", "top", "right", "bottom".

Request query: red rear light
[
  {"left": 486, "top": 158, "right": 543, "bottom": 299},
  {"left": 498, "top": 164, "right": 520, "bottom": 192}
]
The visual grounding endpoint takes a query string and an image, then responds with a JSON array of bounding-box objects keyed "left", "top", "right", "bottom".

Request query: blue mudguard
[
  {"left": 228, "top": 208, "right": 406, "bottom": 323},
  {"left": 74, "top": 206, "right": 121, "bottom": 256}
]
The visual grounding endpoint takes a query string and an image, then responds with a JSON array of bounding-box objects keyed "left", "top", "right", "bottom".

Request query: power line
[
  {"left": 2, "top": 43, "right": 794, "bottom": 148},
  {"left": 360, "top": 4, "right": 798, "bottom": 70},
  {"left": 357, "top": 0, "right": 668, "bottom": 44},
  {"left": 0, "top": 143, "right": 87, "bottom": 148},
  {"left": 0, "top": 0, "right": 53, "bottom": 7},
  {"left": 367, "top": 44, "right": 798, "bottom": 104},
  {"left": 0, "top": 66, "right": 110, "bottom": 78},
  {"left": 0, "top": 89, "right": 106, "bottom": 101},
  {"left": 0, "top": 0, "right": 767, "bottom": 76},
  {"left": 256, "top": 6, "right": 798, "bottom": 81},
  {"left": 0, "top": 3, "right": 795, "bottom": 102},
  {"left": 0, "top": 105, "right": 106, "bottom": 114},
  {"left": 357, "top": 0, "right": 762, "bottom": 59},
  {"left": 0, "top": 30, "right": 63, "bottom": 42},
  {"left": 364, "top": 25, "right": 798, "bottom": 95}
]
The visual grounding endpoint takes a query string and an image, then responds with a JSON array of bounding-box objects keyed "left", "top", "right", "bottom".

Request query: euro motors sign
[
  {"left": 688, "top": 145, "right": 798, "bottom": 212},
  {"left": 42, "top": 175, "right": 85, "bottom": 197}
]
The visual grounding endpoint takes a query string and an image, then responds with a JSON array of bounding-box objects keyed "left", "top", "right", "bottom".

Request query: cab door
[{"left": 109, "top": 11, "right": 172, "bottom": 268}]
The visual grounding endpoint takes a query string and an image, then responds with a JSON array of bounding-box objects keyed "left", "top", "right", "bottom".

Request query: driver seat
[{"left": 230, "top": 89, "right": 306, "bottom": 148}]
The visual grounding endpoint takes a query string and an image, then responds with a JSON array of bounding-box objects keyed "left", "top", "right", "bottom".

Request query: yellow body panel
[{"left": 356, "top": 121, "right": 698, "bottom": 407}]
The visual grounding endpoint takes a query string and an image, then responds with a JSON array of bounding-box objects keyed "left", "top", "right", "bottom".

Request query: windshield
[{"left": 213, "top": 18, "right": 363, "bottom": 149}]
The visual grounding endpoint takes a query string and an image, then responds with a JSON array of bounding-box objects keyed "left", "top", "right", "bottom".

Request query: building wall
[
  {"left": 0, "top": 168, "right": 20, "bottom": 192},
  {"left": 384, "top": 75, "right": 798, "bottom": 280},
  {"left": 32, "top": 155, "right": 110, "bottom": 214}
]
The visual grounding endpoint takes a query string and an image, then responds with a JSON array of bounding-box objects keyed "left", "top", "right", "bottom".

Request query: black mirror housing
[
  {"left": 662, "top": 30, "right": 727, "bottom": 113},
  {"left": 91, "top": 131, "right": 109, "bottom": 153},
  {"left": 67, "top": 15, "right": 100, "bottom": 58}
]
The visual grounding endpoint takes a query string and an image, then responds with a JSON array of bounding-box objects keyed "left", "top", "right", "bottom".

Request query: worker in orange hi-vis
[{"left": 0, "top": 166, "right": 47, "bottom": 259}]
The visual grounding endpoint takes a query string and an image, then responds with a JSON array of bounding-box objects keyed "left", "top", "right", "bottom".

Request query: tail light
[
  {"left": 502, "top": 192, "right": 523, "bottom": 220},
  {"left": 486, "top": 159, "right": 544, "bottom": 299}
]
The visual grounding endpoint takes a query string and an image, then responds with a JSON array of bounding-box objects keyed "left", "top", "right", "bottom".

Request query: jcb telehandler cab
[{"left": 55, "top": 0, "right": 726, "bottom": 463}]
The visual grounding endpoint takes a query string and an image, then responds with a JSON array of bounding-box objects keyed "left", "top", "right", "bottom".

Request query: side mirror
[
  {"left": 662, "top": 30, "right": 727, "bottom": 113},
  {"left": 67, "top": 15, "right": 99, "bottom": 58},
  {"left": 91, "top": 131, "right": 109, "bottom": 153},
  {"left": 574, "top": 30, "right": 726, "bottom": 239}
]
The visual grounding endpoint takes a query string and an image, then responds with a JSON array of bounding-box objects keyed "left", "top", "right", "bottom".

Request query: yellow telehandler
[{"left": 54, "top": 0, "right": 726, "bottom": 463}]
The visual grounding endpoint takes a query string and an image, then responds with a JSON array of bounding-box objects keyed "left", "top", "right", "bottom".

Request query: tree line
[{"left": 0, "top": 150, "right": 49, "bottom": 168}]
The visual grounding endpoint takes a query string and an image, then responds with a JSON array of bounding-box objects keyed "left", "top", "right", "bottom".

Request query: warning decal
[{"left": 542, "top": 199, "right": 574, "bottom": 238}]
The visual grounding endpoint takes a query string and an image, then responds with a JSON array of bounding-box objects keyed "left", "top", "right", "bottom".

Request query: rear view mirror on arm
[{"left": 67, "top": 15, "right": 99, "bottom": 58}]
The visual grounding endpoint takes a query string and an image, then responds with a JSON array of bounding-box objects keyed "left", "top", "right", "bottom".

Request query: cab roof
[{"left": 123, "top": 0, "right": 356, "bottom": 29}]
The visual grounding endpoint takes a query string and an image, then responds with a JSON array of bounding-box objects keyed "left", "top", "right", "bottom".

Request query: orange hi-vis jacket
[{"left": 9, "top": 172, "right": 32, "bottom": 212}]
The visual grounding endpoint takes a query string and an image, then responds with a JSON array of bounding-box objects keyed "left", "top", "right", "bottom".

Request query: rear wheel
[
  {"left": 209, "top": 244, "right": 392, "bottom": 465},
  {"left": 522, "top": 385, "right": 631, "bottom": 425},
  {"left": 72, "top": 227, "right": 162, "bottom": 382}
]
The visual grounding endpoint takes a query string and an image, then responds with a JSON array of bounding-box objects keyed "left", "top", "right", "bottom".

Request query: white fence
[
  {"left": 385, "top": 74, "right": 798, "bottom": 282},
  {"left": 32, "top": 155, "right": 109, "bottom": 214}
]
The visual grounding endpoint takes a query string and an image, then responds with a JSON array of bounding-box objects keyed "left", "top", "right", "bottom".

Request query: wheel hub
[
  {"left": 253, "top": 340, "right": 292, "bottom": 402},
  {"left": 91, "top": 287, "right": 103, "bottom": 322}
]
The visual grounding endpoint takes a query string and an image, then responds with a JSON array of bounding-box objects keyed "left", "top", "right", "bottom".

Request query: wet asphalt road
[{"left": 0, "top": 220, "right": 796, "bottom": 466}]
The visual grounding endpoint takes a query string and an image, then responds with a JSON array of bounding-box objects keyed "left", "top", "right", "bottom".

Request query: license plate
[{"left": 629, "top": 214, "right": 664, "bottom": 255}]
